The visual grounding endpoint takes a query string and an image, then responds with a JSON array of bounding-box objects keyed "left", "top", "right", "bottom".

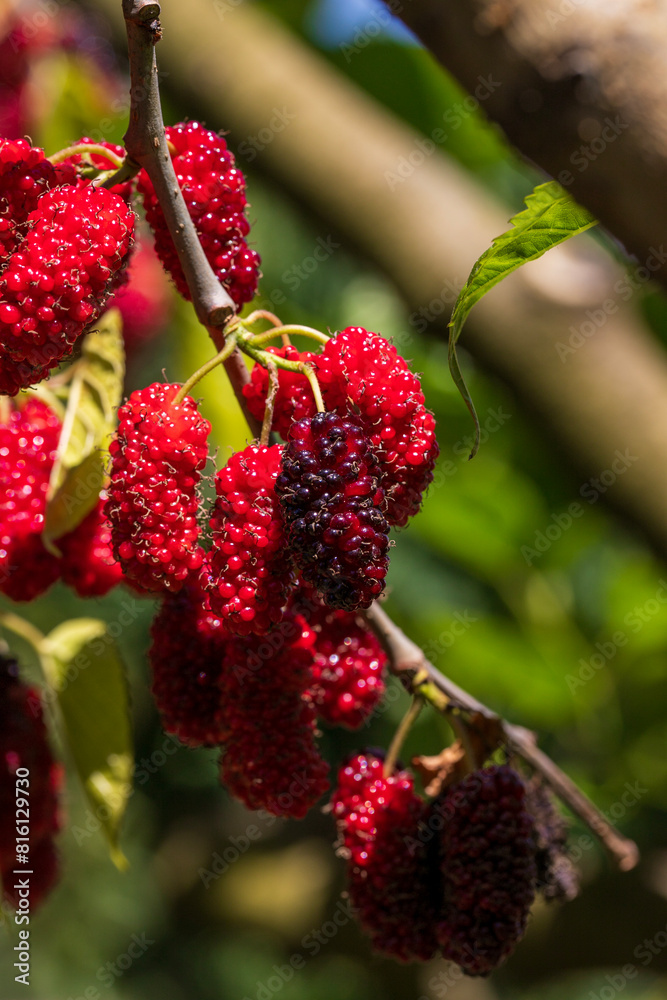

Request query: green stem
[
  {"left": 250, "top": 324, "right": 330, "bottom": 347},
  {"left": 48, "top": 143, "right": 124, "bottom": 168},
  {"left": 301, "top": 363, "right": 325, "bottom": 412},
  {"left": 174, "top": 333, "right": 239, "bottom": 405},
  {"left": 384, "top": 696, "right": 424, "bottom": 778},
  {"left": 96, "top": 157, "right": 142, "bottom": 190},
  {"left": 261, "top": 362, "right": 279, "bottom": 447},
  {"left": 0, "top": 612, "right": 46, "bottom": 651},
  {"left": 237, "top": 337, "right": 327, "bottom": 413}
]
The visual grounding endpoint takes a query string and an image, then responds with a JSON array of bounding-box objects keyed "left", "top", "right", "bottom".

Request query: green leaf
[
  {"left": 41, "top": 617, "right": 133, "bottom": 870},
  {"left": 448, "top": 182, "right": 598, "bottom": 459},
  {"left": 43, "top": 309, "right": 125, "bottom": 550}
]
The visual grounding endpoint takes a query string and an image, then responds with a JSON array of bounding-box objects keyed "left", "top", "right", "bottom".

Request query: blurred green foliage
[{"left": 1, "top": 3, "right": 667, "bottom": 1000}]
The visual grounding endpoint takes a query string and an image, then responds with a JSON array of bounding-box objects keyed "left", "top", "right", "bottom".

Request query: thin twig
[
  {"left": 121, "top": 0, "right": 260, "bottom": 436},
  {"left": 260, "top": 362, "right": 279, "bottom": 447},
  {"left": 364, "top": 602, "right": 639, "bottom": 872},
  {"left": 121, "top": 0, "right": 235, "bottom": 329}
]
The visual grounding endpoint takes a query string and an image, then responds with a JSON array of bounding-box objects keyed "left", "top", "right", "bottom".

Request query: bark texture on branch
[
  {"left": 93, "top": 0, "right": 667, "bottom": 560},
  {"left": 386, "top": 0, "right": 667, "bottom": 290}
]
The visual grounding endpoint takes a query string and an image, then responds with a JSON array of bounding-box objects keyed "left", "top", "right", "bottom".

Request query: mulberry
[
  {"left": 242, "top": 345, "right": 319, "bottom": 439},
  {"left": 106, "top": 382, "right": 210, "bottom": 593},
  {"left": 275, "top": 411, "right": 389, "bottom": 611},
  {"left": 332, "top": 752, "right": 439, "bottom": 961},
  {"left": 58, "top": 498, "right": 123, "bottom": 598},
  {"left": 317, "top": 327, "right": 439, "bottom": 525},
  {"left": 137, "top": 121, "right": 260, "bottom": 309},
  {"left": 218, "top": 619, "right": 329, "bottom": 818},
  {"left": 0, "top": 178, "right": 134, "bottom": 394},
  {"left": 149, "top": 582, "right": 230, "bottom": 747},
  {"left": 435, "top": 764, "right": 537, "bottom": 975},
  {"left": 207, "top": 443, "right": 295, "bottom": 636},
  {"left": 0, "top": 396, "right": 61, "bottom": 601}
]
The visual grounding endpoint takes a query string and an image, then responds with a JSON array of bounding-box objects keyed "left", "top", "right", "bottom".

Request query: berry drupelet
[
  {"left": 435, "top": 764, "right": 537, "bottom": 976},
  {"left": 207, "top": 443, "right": 295, "bottom": 636},
  {"left": 137, "top": 121, "right": 260, "bottom": 309},
  {"left": 332, "top": 752, "right": 439, "bottom": 961},
  {"left": 106, "top": 382, "right": 210, "bottom": 593},
  {"left": 275, "top": 411, "right": 390, "bottom": 612}
]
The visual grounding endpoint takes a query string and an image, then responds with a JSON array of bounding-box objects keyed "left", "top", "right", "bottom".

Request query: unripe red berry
[
  {"left": 149, "top": 582, "right": 230, "bottom": 747},
  {"left": 292, "top": 586, "right": 387, "bottom": 729},
  {"left": 275, "top": 412, "right": 390, "bottom": 611},
  {"left": 332, "top": 752, "right": 439, "bottom": 961},
  {"left": 137, "top": 121, "right": 260, "bottom": 310},
  {"left": 0, "top": 397, "right": 61, "bottom": 601},
  {"left": 106, "top": 383, "right": 210, "bottom": 593},
  {"left": 217, "top": 619, "right": 329, "bottom": 818},
  {"left": 207, "top": 443, "right": 295, "bottom": 636},
  {"left": 317, "top": 327, "right": 439, "bottom": 525},
  {"left": 0, "top": 178, "right": 135, "bottom": 394},
  {"left": 58, "top": 498, "right": 123, "bottom": 598},
  {"left": 435, "top": 764, "right": 537, "bottom": 975}
]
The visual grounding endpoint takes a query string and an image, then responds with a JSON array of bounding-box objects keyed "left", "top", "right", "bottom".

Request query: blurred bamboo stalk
[{"left": 96, "top": 0, "right": 667, "bottom": 559}]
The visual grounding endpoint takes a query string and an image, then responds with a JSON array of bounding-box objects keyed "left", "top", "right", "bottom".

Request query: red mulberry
[
  {"left": 218, "top": 619, "right": 329, "bottom": 818},
  {"left": 0, "top": 179, "right": 134, "bottom": 395},
  {"left": 207, "top": 443, "right": 295, "bottom": 636},
  {"left": 293, "top": 588, "right": 387, "bottom": 729},
  {"left": 106, "top": 382, "right": 210, "bottom": 593},
  {"left": 137, "top": 121, "right": 260, "bottom": 309},
  {"left": 149, "top": 582, "right": 230, "bottom": 747},
  {"left": 317, "top": 327, "right": 439, "bottom": 526},
  {"left": 332, "top": 752, "right": 439, "bottom": 961},
  {"left": 435, "top": 764, "right": 537, "bottom": 975},
  {"left": 275, "top": 411, "right": 389, "bottom": 611},
  {"left": 0, "top": 653, "right": 62, "bottom": 912},
  {"left": 0, "top": 396, "right": 61, "bottom": 601},
  {"left": 242, "top": 345, "right": 320, "bottom": 439},
  {"left": 58, "top": 498, "right": 123, "bottom": 598}
]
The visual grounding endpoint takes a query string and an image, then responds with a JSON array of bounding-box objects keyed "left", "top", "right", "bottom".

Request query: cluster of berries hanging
[
  {"left": 0, "top": 116, "right": 582, "bottom": 979},
  {"left": 333, "top": 754, "right": 574, "bottom": 973}
]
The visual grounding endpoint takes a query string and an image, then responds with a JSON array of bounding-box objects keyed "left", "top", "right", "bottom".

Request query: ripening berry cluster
[
  {"left": 0, "top": 396, "right": 123, "bottom": 601},
  {"left": 0, "top": 124, "right": 260, "bottom": 396},
  {"left": 0, "top": 653, "right": 62, "bottom": 913},
  {"left": 106, "top": 323, "right": 435, "bottom": 817},
  {"left": 333, "top": 756, "right": 564, "bottom": 974}
]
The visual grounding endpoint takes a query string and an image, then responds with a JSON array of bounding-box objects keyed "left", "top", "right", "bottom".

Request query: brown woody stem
[{"left": 364, "top": 602, "right": 639, "bottom": 872}]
